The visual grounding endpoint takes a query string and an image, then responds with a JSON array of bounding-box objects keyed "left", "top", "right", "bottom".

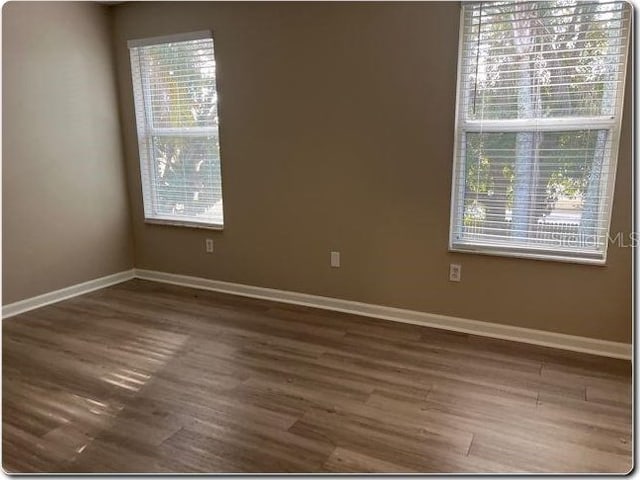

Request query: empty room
[{"left": 2, "top": 0, "right": 633, "bottom": 474}]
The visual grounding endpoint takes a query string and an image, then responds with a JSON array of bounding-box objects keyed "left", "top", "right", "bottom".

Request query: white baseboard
[
  {"left": 134, "top": 269, "right": 631, "bottom": 360},
  {"left": 3, "top": 268, "right": 629, "bottom": 360},
  {"left": 2, "top": 269, "right": 136, "bottom": 319}
]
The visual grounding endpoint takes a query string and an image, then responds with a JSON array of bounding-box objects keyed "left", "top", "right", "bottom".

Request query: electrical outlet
[
  {"left": 330, "top": 251, "right": 340, "bottom": 268},
  {"left": 205, "top": 238, "right": 214, "bottom": 253},
  {"left": 449, "top": 264, "right": 461, "bottom": 282}
]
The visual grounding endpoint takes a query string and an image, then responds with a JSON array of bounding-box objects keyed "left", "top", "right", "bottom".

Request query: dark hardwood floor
[{"left": 2, "top": 279, "right": 632, "bottom": 473}]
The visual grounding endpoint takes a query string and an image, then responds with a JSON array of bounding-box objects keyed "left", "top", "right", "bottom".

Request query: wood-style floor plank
[{"left": 2, "top": 279, "right": 632, "bottom": 473}]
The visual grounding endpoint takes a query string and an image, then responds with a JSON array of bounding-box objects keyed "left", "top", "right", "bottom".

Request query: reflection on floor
[{"left": 2, "top": 279, "right": 632, "bottom": 473}]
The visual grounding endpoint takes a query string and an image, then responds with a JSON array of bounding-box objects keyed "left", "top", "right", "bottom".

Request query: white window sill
[
  {"left": 144, "top": 218, "right": 224, "bottom": 231},
  {"left": 449, "top": 244, "right": 607, "bottom": 266}
]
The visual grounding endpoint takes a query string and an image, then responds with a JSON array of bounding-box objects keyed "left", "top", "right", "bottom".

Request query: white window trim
[
  {"left": 129, "top": 31, "right": 225, "bottom": 230},
  {"left": 448, "top": 3, "right": 630, "bottom": 265},
  {"left": 127, "top": 30, "right": 213, "bottom": 49},
  {"left": 144, "top": 218, "right": 225, "bottom": 231}
]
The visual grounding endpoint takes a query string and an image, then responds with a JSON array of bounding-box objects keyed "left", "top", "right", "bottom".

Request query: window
[
  {"left": 128, "top": 31, "right": 224, "bottom": 228},
  {"left": 450, "top": 1, "right": 629, "bottom": 263}
]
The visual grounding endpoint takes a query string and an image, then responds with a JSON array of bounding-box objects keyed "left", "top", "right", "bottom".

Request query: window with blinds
[
  {"left": 450, "top": 1, "right": 629, "bottom": 263},
  {"left": 128, "top": 31, "right": 224, "bottom": 228}
]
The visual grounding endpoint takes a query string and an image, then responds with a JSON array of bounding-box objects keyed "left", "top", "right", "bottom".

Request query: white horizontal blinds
[
  {"left": 461, "top": 1, "right": 629, "bottom": 119},
  {"left": 451, "top": 1, "right": 629, "bottom": 261},
  {"left": 129, "top": 34, "right": 224, "bottom": 226}
]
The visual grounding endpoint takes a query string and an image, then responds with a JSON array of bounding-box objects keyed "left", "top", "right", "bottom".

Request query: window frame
[
  {"left": 448, "top": 2, "right": 630, "bottom": 265},
  {"left": 128, "top": 30, "right": 225, "bottom": 230}
]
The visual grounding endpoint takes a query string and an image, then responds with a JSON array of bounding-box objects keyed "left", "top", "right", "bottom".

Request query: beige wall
[
  {"left": 2, "top": 1, "right": 134, "bottom": 304},
  {"left": 111, "top": 2, "right": 631, "bottom": 343}
]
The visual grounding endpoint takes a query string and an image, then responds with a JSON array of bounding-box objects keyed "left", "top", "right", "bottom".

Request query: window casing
[
  {"left": 450, "top": 1, "right": 630, "bottom": 264},
  {"left": 128, "top": 31, "right": 224, "bottom": 229}
]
